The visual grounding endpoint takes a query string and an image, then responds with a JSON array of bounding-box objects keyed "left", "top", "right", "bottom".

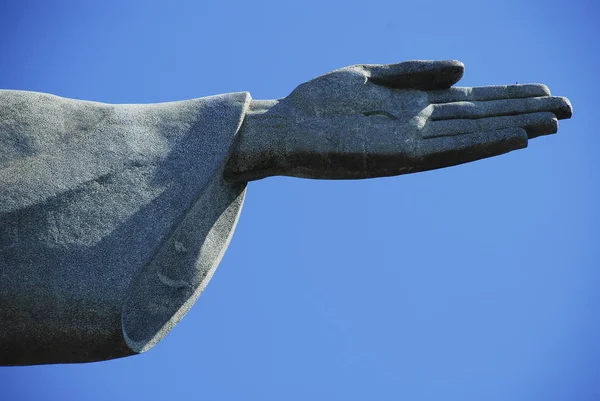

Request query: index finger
[{"left": 428, "top": 84, "right": 552, "bottom": 104}]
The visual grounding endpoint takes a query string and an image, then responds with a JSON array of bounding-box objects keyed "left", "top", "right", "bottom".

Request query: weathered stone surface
[
  {"left": 0, "top": 60, "right": 572, "bottom": 365},
  {"left": 0, "top": 90, "right": 250, "bottom": 364},
  {"left": 225, "top": 61, "right": 572, "bottom": 182}
]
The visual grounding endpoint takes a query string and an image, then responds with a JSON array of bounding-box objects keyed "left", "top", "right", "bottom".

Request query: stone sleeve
[{"left": 0, "top": 90, "right": 251, "bottom": 365}]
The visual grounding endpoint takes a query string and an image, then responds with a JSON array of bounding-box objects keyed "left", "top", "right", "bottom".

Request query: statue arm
[
  {"left": 224, "top": 61, "right": 572, "bottom": 183},
  {"left": 224, "top": 99, "right": 293, "bottom": 182}
]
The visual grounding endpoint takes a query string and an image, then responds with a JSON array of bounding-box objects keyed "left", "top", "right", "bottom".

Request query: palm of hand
[{"left": 279, "top": 61, "right": 571, "bottom": 178}]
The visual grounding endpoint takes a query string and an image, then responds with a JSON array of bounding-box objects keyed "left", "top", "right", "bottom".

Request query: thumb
[{"left": 364, "top": 60, "right": 464, "bottom": 90}]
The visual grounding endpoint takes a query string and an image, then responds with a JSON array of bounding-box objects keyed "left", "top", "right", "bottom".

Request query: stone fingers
[
  {"left": 411, "top": 128, "right": 529, "bottom": 171},
  {"left": 430, "top": 96, "right": 572, "bottom": 121},
  {"left": 425, "top": 112, "right": 558, "bottom": 139},
  {"left": 363, "top": 60, "right": 465, "bottom": 90},
  {"left": 427, "top": 84, "right": 551, "bottom": 103}
]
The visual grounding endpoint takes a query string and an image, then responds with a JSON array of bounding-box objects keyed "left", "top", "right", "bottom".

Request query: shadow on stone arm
[{"left": 0, "top": 60, "right": 572, "bottom": 365}]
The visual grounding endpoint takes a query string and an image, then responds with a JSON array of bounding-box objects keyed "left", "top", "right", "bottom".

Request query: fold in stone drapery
[{"left": 0, "top": 90, "right": 251, "bottom": 365}]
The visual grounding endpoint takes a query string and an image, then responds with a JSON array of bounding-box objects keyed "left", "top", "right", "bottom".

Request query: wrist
[{"left": 224, "top": 99, "right": 288, "bottom": 182}]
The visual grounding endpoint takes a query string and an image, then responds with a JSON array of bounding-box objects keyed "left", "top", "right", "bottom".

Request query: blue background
[{"left": 0, "top": 1, "right": 597, "bottom": 400}]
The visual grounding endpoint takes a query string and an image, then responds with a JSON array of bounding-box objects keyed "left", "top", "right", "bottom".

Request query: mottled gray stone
[
  {"left": 0, "top": 90, "right": 250, "bottom": 364},
  {"left": 225, "top": 61, "right": 572, "bottom": 181},
  {"left": 0, "top": 60, "right": 572, "bottom": 365}
]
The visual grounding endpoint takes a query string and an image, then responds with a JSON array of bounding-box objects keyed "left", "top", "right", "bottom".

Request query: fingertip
[
  {"left": 426, "top": 60, "right": 465, "bottom": 90},
  {"left": 539, "top": 84, "right": 551, "bottom": 96},
  {"left": 526, "top": 117, "right": 558, "bottom": 139},
  {"left": 511, "top": 127, "right": 529, "bottom": 150},
  {"left": 555, "top": 96, "right": 573, "bottom": 119},
  {"left": 445, "top": 60, "right": 465, "bottom": 73}
]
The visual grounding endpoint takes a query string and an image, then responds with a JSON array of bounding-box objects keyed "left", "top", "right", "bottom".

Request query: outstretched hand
[{"left": 225, "top": 60, "right": 572, "bottom": 181}]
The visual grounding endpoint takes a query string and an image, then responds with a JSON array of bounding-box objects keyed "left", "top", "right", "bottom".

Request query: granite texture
[
  {"left": 0, "top": 60, "right": 573, "bottom": 365},
  {"left": 225, "top": 60, "right": 572, "bottom": 182},
  {"left": 0, "top": 90, "right": 250, "bottom": 365}
]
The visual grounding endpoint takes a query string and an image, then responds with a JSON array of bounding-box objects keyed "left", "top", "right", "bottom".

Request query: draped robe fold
[{"left": 0, "top": 90, "right": 251, "bottom": 365}]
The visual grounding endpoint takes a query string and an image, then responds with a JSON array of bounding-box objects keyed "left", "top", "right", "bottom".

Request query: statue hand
[{"left": 225, "top": 60, "right": 572, "bottom": 181}]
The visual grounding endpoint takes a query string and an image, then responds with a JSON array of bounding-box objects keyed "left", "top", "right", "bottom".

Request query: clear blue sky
[{"left": 0, "top": 1, "right": 598, "bottom": 400}]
